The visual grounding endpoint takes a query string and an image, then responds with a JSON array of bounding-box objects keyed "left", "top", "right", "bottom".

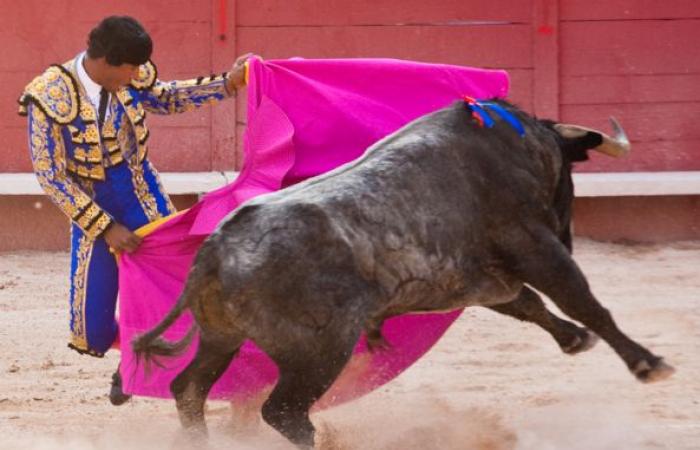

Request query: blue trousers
[
  {"left": 68, "top": 230, "right": 119, "bottom": 356},
  {"left": 67, "top": 161, "right": 175, "bottom": 357}
]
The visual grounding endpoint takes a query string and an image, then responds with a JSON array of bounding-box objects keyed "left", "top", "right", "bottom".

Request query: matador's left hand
[{"left": 226, "top": 53, "right": 254, "bottom": 93}]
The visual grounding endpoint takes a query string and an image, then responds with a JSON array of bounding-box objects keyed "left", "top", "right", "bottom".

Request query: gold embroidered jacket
[{"left": 19, "top": 57, "right": 231, "bottom": 240}]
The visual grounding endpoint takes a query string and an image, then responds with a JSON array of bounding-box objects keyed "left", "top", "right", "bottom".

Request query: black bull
[{"left": 134, "top": 99, "right": 674, "bottom": 448}]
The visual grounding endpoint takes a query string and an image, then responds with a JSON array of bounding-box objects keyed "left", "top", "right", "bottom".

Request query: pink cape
[{"left": 119, "top": 58, "right": 509, "bottom": 406}]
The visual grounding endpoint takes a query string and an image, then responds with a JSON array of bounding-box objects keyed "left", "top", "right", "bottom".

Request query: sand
[{"left": 1, "top": 238, "right": 699, "bottom": 450}]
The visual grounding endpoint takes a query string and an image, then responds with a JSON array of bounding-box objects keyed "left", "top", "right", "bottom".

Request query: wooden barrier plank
[
  {"left": 4, "top": 125, "right": 216, "bottom": 173},
  {"left": 146, "top": 21, "right": 213, "bottom": 73},
  {"left": 504, "top": 69, "right": 534, "bottom": 111},
  {"left": 574, "top": 139, "right": 700, "bottom": 173},
  {"left": 0, "top": 32, "right": 47, "bottom": 72},
  {"left": 234, "top": 123, "right": 247, "bottom": 169},
  {"left": 237, "top": 0, "right": 533, "bottom": 26},
  {"left": 573, "top": 195, "right": 700, "bottom": 242},
  {"left": 0, "top": 26, "right": 85, "bottom": 72},
  {"left": 561, "top": 0, "right": 700, "bottom": 21},
  {"left": 0, "top": 20, "right": 212, "bottom": 73},
  {"left": 237, "top": 25, "right": 532, "bottom": 68},
  {"left": 211, "top": 0, "right": 239, "bottom": 172},
  {"left": 66, "top": 0, "right": 211, "bottom": 22},
  {"left": 4, "top": 0, "right": 699, "bottom": 180},
  {"left": 0, "top": 72, "right": 34, "bottom": 127},
  {"left": 561, "top": 19, "right": 700, "bottom": 76},
  {"left": 0, "top": 127, "right": 32, "bottom": 172},
  {"left": 147, "top": 107, "right": 212, "bottom": 129},
  {"left": 561, "top": 74, "right": 700, "bottom": 105},
  {"left": 533, "top": 0, "right": 559, "bottom": 119},
  {"left": 0, "top": 0, "right": 72, "bottom": 70},
  {"left": 148, "top": 127, "right": 212, "bottom": 171},
  {"left": 561, "top": 102, "right": 700, "bottom": 142}
]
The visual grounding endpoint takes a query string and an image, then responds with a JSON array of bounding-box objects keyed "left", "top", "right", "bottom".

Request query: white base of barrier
[
  {"left": 1, "top": 171, "right": 699, "bottom": 197},
  {"left": 0, "top": 172, "right": 239, "bottom": 195}
]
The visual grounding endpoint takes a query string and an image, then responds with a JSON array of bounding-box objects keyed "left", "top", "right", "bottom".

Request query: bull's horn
[{"left": 554, "top": 117, "right": 631, "bottom": 157}]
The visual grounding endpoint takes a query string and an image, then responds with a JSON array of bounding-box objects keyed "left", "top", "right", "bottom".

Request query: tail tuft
[{"left": 132, "top": 325, "right": 198, "bottom": 372}]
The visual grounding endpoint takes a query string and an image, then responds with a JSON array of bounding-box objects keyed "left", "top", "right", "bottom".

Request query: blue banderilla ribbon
[{"left": 463, "top": 96, "right": 526, "bottom": 138}]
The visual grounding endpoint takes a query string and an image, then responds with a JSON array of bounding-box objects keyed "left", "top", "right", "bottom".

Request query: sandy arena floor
[{"left": 0, "top": 238, "right": 699, "bottom": 450}]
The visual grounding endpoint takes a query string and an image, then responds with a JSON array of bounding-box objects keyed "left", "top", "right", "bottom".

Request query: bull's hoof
[
  {"left": 109, "top": 370, "right": 132, "bottom": 406},
  {"left": 632, "top": 358, "right": 676, "bottom": 383},
  {"left": 562, "top": 330, "right": 600, "bottom": 355}
]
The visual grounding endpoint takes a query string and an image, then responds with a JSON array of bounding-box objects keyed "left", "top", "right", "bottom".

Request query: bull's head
[
  {"left": 554, "top": 117, "right": 631, "bottom": 161},
  {"left": 548, "top": 118, "right": 631, "bottom": 250}
]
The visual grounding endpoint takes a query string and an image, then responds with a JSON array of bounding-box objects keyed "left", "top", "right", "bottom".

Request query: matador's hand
[
  {"left": 226, "top": 53, "right": 254, "bottom": 93},
  {"left": 103, "top": 222, "right": 142, "bottom": 253}
]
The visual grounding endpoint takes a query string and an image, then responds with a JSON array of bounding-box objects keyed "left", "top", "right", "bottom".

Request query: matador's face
[{"left": 102, "top": 63, "right": 140, "bottom": 93}]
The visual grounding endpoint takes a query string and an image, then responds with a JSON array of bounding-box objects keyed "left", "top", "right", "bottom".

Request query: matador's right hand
[{"left": 103, "top": 222, "right": 142, "bottom": 253}]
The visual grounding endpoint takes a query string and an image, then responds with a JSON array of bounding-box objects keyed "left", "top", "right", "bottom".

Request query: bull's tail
[
  {"left": 132, "top": 261, "right": 217, "bottom": 363},
  {"left": 131, "top": 291, "right": 197, "bottom": 362}
]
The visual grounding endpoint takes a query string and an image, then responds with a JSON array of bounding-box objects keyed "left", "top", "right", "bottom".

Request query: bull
[{"left": 133, "top": 99, "right": 674, "bottom": 448}]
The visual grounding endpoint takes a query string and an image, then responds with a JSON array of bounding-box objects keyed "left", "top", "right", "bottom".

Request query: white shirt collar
[{"left": 76, "top": 52, "right": 110, "bottom": 113}]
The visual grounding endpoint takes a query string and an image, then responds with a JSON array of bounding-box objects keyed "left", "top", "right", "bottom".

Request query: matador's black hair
[{"left": 87, "top": 16, "right": 152, "bottom": 66}]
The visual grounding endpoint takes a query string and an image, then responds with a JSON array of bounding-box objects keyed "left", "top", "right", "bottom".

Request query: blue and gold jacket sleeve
[
  {"left": 128, "top": 61, "right": 233, "bottom": 115},
  {"left": 25, "top": 102, "right": 113, "bottom": 240}
]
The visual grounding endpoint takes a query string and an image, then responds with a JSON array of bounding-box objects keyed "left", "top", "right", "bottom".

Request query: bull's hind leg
[
  {"left": 262, "top": 338, "right": 356, "bottom": 448},
  {"left": 170, "top": 334, "right": 241, "bottom": 435},
  {"left": 489, "top": 287, "right": 599, "bottom": 354},
  {"left": 511, "top": 232, "right": 674, "bottom": 382}
]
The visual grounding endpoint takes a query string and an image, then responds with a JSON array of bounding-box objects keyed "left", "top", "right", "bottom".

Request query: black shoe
[{"left": 109, "top": 370, "right": 132, "bottom": 406}]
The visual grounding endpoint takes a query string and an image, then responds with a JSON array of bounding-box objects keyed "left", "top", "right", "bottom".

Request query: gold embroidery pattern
[
  {"left": 126, "top": 103, "right": 144, "bottom": 124},
  {"left": 129, "top": 60, "right": 158, "bottom": 90},
  {"left": 80, "top": 100, "right": 97, "bottom": 122},
  {"left": 148, "top": 161, "right": 177, "bottom": 214},
  {"left": 72, "top": 144, "right": 102, "bottom": 164},
  {"left": 69, "top": 232, "right": 93, "bottom": 351},
  {"left": 30, "top": 107, "right": 81, "bottom": 216},
  {"left": 136, "top": 125, "right": 149, "bottom": 145},
  {"left": 81, "top": 178, "right": 95, "bottom": 197},
  {"left": 56, "top": 63, "right": 110, "bottom": 179},
  {"left": 106, "top": 144, "right": 122, "bottom": 166},
  {"left": 102, "top": 119, "right": 117, "bottom": 139},
  {"left": 116, "top": 90, "right": 150, "bottom": 164},
  {"left": 122, "top": 88, "right": 158, "bottom": 219},
  {"left": 83, "top": 124, "right": 100, "bottom": 144},
  {"left": 66, "top": 160, "right": 106, "bottom": 181},
  {"left": 89, "top": 214, "right": 113, "bottom": 238},
  {"left": 19, "top": 65, "right": 80, "bottom": 124},
  {"left": 134, "top": 74, "right": 229, "bottom": 115},
  {"left": 113, "top": 110, "right": 135, "bottom": 165},
  {"left": 131, "top": 162, "right": 162, "bottom": 222},
  {"left": 28, "top": 106, "right": 112, "bottom": 240},
  {"left": 100, "top": 111, "right": 123, "bottom": 167}
]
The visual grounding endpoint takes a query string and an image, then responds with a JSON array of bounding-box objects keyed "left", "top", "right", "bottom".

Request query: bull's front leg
[
  {"left": 261, "top": 328, "right": 360, "bottom": 449},
  {"left": 488, "top": 286, "right": 599, "bottom": 355},
  {"left": 507, "top": 230, "right": 674, "bottom": 383}
]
